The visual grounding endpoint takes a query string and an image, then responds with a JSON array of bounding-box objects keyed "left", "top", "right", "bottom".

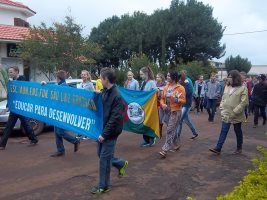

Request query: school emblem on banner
[{"left": 119, "top": 87, "right": 160, "bottom": 138}]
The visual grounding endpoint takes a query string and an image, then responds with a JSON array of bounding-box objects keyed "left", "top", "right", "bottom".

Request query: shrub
[{"left": 217, "top": 144, "right": 267, "bottom": 200}]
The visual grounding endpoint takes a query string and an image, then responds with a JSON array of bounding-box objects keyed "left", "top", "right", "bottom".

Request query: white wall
[
  {"left": 30, "top": 66, "right": 56, "bottom": 82},
  {"left": 0, "top": 8, "right": 27, "bottom": 25},
  {"left": 1, "top": 57, "right": 23, "bottom": 75},
  {"left": 248, "top": 65, "right": 267, "bottom": 75}
]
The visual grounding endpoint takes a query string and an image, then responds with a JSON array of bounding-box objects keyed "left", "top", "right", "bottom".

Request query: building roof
[
  {"left": 0, "top": 24, "right": 29, "bottom": 41},
  {"left": 0, "top": 0, "right": 36, "bottom": 14}
]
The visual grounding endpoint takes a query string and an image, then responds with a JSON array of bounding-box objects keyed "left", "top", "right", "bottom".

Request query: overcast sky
[{"left": 19, "top": 0, "right": 267, "bottom": 65}]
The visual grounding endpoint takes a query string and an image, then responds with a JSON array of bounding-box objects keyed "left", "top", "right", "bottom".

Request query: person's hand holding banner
[{"left": 98, "top": 135, "right": 105, "bottom": 143}]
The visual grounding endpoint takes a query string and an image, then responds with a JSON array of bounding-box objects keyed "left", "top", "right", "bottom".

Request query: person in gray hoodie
[{"left": 204, "top": 73, "right": 221, "bottom": 122}]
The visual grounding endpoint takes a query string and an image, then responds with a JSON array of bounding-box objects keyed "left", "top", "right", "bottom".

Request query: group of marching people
[
  {"left": 124, "top": 67, "right": 267, "bottom": 157},
  {"left": 125, "top": 68, "right": 198, "bottom": 158},
  {"left": 1, "top": 65, "right": 266, "bottom": 195}
]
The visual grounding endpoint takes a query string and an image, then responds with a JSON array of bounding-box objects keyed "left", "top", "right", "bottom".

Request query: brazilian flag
[{"left": 119, "top": 87, "right": 160, "bottom": 138}]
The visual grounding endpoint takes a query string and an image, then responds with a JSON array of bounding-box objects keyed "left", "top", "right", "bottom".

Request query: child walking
[{"left": 91, "top": 67, "right": 128, "bottom": 195}]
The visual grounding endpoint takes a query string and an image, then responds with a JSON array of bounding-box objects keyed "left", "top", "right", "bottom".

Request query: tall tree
[
  {"left": 89, "top": 0, "right": 225, "bottom": 68},
  {"left": 168, "top": 0, "right": 225, "bottom": 64},
  {"left": 225, "top": 55, "right": 252, "bottom": 73},
  {"left": 19, "top": 16, "right": 101, "bottom": 80}
]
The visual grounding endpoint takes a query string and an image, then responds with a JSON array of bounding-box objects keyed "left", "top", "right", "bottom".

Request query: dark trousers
[
  {"left": 195, "top": 97, "right": 204, "bottom": 112},
  {"left": 0, "top": 112, "right": 38, "bottom": 147},
  {"left": 216, "top": 122, "right": 243, "bottom": 150},
  {"left": 254, "top": 105, "right": 266, "bottom": 125},
  {"left": 244, "top": 106, "right": 248, "bottom": 119},
  {"left": 206, "top": 99, "right": 217, "bottom": 122},
  {"left": 97, "top": 139, "right": 126, "bottom": 189},
  {"left": 143, "top": 135, "right": 154, "bottom": 144}
]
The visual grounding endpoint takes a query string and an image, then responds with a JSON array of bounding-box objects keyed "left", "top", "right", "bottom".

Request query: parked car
[{"left": 0, "top": 79, "right": 96, "bottom": 135}]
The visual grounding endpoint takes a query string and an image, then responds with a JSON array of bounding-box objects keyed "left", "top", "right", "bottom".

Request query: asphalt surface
[{"left": 0, "top": 112, "right": 266, "bottom": 200}]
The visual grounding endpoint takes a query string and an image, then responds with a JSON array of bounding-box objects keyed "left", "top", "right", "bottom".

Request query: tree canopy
[
  {"left": 225, "top": 55, "right": 252, "bottom": 73},
  {"left": 19, "top": 16, "right": 101, "bottom": 80},
  {"left": 89, "top": 0, "right": 225, "bottom": 69}
]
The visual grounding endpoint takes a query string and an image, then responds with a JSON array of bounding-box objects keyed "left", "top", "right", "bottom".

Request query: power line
[{"left": 224, "top": 29, "right": 267, "bottom": 36}]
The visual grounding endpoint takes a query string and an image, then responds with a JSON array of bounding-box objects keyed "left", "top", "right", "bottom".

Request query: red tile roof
[
  {"left": 0, "top": 24, "right": 29, "bottom": 41},
  {"left": 0, "top": 0, "right": 36, "bottom": 14}
]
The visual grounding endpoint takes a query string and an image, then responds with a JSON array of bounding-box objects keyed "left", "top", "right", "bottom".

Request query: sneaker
[
  {"left": 118, "top": 161, "right": 128, "bottom": 178},
  {"left": 0, "top": 146, "right": 5, "bottom": 150},
  {"left": 140, "top": 141, "right": 150, "bottom": 147},
  {"left": 74, "top": 142, "right": 80, "bottom": 152},
  {"left": 233, "top": 149, "right": 242, "bottom": 154},
  {"left": 190, "top": 134, "right": 198, "bottom": 140},
  {"left": 253, "top": 124, "right": 257, "bottom": 128},
  {"left": 90, "top": 187, "right": 110, "bottom": 195},
  {"left": 209, "top": 148, "right": 221, "bottom": 155},
  {"left": 159, "top": 151, "right": 167, "bottom": 158},
  {"left": 50, "top": 152, "right": 65, "bottom": 157},
  {"left": 170, "top": 145, "right": 181, "bottom": 153},
  {"left": 28, "top": 140, "right": 38, "bottom": 147}
]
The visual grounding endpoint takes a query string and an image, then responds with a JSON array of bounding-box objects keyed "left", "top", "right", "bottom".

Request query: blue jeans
[
  {"left": 216, "top": 122, "right": 243, "bottom": 150},
  {"left": 176, "top": 106, "right": 197, "bottom": 137},
  {"left": 54, "top": 127, "right": 79, "bottom": 153},
  {"left": 206, "top": 99, "right": 217, "bottom": 121},
  {"left": 97, "top": 139, "right": 126, "bottom": 189}
]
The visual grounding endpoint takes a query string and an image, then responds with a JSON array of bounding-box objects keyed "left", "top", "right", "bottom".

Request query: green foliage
[
  {"left": 225, "top": 55, "right": 252, "bottom": 73},
  {"left": 217, "top": 146, "right": 267, "bottom": 200},
  {"left": 171, "top": 61, "right": 217, "bottom": 82},
  {"left": 129, "top": 53, "right": 160, "bottom": 77},
  {"left": 19, "top": 16, "right": 101, "bottom": 80},
  {"left": 89, "top": 0, "right": 225, "bottom": 68},
  {"left": 0, "top": 68, "right": 8, "bottom": 94},
  {"left": 115, "top": 53, "right": 160, "bottom": 86}
]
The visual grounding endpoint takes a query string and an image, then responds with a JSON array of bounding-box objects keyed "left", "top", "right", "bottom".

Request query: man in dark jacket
[
  {"left": 252, "top": 74, "right": 267, "bottom": 128},
  {"left": 0, "top": 66, "right": 38, "bottom": 150},
  {"left": 91, "top": 67, "right": 128, "bottom": 195}
]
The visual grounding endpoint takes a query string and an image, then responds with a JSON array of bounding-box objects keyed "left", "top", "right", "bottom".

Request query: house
[
  {"left": 209, "top": 61, "right": 228, "bottom": 80},
  {"left": 248, "top": 65, "right": 267, "bottom": 76},
  {"left": 0, "top": 0, "right": 35, "bottom": 77},
  {"left": 0, "top": 0, "right": 35, "bottom": 98},
  {"left": 210, "top": 61, "right": 267, "bottom": 79}
]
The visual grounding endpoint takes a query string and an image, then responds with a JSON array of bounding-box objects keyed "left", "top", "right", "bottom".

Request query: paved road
[{"left": 0, "top": 112, "right": 266, "bottom": 200}]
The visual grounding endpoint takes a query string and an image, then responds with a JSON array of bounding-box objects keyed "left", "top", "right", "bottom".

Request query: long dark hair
[
  {"left": 140, "top": 66, "right": 154, "bottom": 80},
  {"left": 169, "top": 71, "right": 181, "bottom": 83},
  {"left": 228, "top": 70, "right": 242, "bottom": 87}
]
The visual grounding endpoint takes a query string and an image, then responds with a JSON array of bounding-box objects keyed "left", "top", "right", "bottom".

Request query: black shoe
[
  {"left": 28, "top": 140, "right": 38, "bottom": 147},
  {"left": 50, "top": 152, "right": 65, "bottom": 157},
  {"left": 90, "top": 186, "right": 110, "bottom": 195},
  {"left": 209, "top": 148, "right": 221, "bottom": 155},
  {"left": 190, "top": 134, "right": 198, "bottom": 140},
  {"left": 233, "top": 149, "right": 242, "bottom": 154},
  {"left": 0, "top": 146, "right": 5, "bottom": 150},
  {"left": 263, "top": 119, "right": 266, "bottom": 125},
  {"left": 74, "top": 142, "right": 80, "bottom": 152}
]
